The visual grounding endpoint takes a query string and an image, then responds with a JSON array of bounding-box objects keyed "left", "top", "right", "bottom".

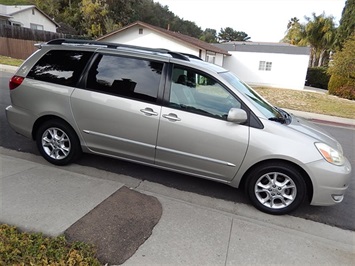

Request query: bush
[
  {"left": 328, "top": 74, "right": 355, "bottom": 100},
  {"left": 335, "top": 85, "right": 355, "bottom": 100},
  {"left": 305, "top": 67, "right": 330, "bottom": 90},
  {"left": 0, "top": 224, "right": 101, "bottom": 265}
]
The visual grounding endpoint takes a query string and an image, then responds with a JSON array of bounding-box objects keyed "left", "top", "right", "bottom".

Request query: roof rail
[
  {"left": 45, "top": 39, "right": 191, "bottom": 61},
  {"left": 182, "top": 53, "right": 203, "bottom": 60}
]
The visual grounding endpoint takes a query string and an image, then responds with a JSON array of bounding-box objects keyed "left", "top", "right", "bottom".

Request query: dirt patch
[{"left": 65, "top": 186, "right": 162, "bottom": 265}]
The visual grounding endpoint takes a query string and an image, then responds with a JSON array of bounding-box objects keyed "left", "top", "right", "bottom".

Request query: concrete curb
[{"left": 0, "top": 64, "right": 18, "bottom": 73}]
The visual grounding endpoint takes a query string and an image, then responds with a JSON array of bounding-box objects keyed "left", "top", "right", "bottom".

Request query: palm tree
[
  {"left": 283, "top": 17, "right": 307, "bottom": 45},
  {"left": 305, "top": 13, "right": 336, "bottom": 67}
]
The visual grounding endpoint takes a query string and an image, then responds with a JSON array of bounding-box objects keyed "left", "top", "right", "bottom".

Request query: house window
[
  {"left": 11, "top": 22, "right": 22, "bottom": 27},
  {"left": 30, "top": 23, "right": 44, "bottom": 30},
  {"left": 259, "top": 61, "right": 272, "bottom": 71},
  {"left": 206, "top": 51, "right": 216, "bottom": 64},
  {"left": 139, "top": 28, "right": 143, "bottom": 34},
  {"left": 32, "top": 9, "right": 35, "bottom": 15},
  {"left": 207, "top": 55, "right": 215, "bottom": 64}
]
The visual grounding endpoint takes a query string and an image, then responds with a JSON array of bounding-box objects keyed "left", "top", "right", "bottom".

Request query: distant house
[
  {"left": 97, "top": 21, "right": 230, "bottom": 66},
  {"left": 0, "top": 4, "right": 59, "bottom": 32},
  {"left": 98, "top": 21, "right": 310, "bottom": 90},
  {"left": 213, "top": 42, "right": 311, "bottom": 90}
]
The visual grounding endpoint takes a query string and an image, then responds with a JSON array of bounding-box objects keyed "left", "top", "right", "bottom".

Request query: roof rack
[
  {"left": 45, "top": 39, "right": 191, "bottom": 61},
  {"left": 182, "top": 53, "right": 203, "bottom": 61}
]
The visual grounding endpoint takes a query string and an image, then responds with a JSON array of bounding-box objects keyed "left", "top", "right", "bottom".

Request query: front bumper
[{"left": 307, "top": 157, "right": 352, "bottom": 206}]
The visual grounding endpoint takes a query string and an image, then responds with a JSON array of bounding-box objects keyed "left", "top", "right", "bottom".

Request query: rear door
[
  {"left": 155, "top": 65, "right": 249, "bottom": 181},
  {"left": 71, "top": 53, "right": 165, "bottom": 164}
]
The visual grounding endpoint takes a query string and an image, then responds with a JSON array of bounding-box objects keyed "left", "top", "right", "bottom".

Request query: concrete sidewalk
[{"left": 1, "top": 147, "right": 354, "bottom": 265}]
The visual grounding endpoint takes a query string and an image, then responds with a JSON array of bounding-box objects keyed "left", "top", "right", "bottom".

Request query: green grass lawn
[
  {"left": 0, "top": 55, "right": 23, "bottom": 66},
  {"left": 254, "top": 87, "right": 355, "bottom": 119}
]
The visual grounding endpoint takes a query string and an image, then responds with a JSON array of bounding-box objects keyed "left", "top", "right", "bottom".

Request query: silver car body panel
[
  {"left": 70, "top": 89, "right": 161, "bottom": 164},
  {"left": 155, "top": 106, "right": 249, "bottom": 181}
]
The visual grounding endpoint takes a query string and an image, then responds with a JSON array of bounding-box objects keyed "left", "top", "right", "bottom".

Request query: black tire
[
  {"left": 36, "top": 119, "right": 82, "bottom": 166},
  {"left": 246, "top": 162, "right": 306, "bottom": 215}
]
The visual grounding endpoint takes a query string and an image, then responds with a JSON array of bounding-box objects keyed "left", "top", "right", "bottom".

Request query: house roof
[
  {"left": 97, "top": 21, "right": 230, "bottom": 56},
  {"left": 213, "top": 41, "right": 310, "bottom": 55},
  {"left": 0, "top": 4, "right": 59, "bottom": 27}
]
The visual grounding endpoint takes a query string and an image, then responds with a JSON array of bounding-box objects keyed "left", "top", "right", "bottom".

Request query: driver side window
[{"left": 169, "top": 66, "right": 241, "bottom": 120}]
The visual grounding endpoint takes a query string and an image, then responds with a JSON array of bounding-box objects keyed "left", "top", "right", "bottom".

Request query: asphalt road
[{"left": 1, "top": 71, "right": 354, "bottom": 231}]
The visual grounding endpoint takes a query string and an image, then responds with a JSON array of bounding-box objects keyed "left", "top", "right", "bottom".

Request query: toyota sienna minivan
[{"left": 6, "top": 39, "right": 352, "bottom": 214}]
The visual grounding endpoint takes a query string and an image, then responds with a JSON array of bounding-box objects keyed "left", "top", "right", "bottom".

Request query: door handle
[
  {"left": 140, "top": 108, "right": 158, "bottom": 116},
  {"left": 162, "top": 113, "right": 181, "bottom": 122}
]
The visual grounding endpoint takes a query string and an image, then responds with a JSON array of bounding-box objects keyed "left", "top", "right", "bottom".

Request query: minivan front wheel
[
  {"left": 246, "top": 162, "right": 306, "bottom": 215},
  {"left": 36, "top": 119, "right": 81, "bottom": 165}
]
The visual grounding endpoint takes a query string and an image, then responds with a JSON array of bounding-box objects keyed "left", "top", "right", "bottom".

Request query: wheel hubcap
[
  {"left": 42, "top": 127, "right": 71, "bottom": 160},
  {"left": 254, "top": 172, "right": 297, "bottom": 209}
]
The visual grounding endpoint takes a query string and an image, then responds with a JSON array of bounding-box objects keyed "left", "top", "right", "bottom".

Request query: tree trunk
[{"left": 318, "top": 50, "right": 326, "bottom": 67}]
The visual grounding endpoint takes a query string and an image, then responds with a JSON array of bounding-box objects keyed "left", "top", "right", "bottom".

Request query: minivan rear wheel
[
  {"left": 36, "top": 119, "right": 81, "bottom": 165},
  {"left": 246, "top": 162, "right": 306, "bottom": 215}
]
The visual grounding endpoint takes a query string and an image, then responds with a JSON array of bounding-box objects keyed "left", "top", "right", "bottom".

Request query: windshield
[{"left": 220, "top": 71, "right": 283, "bottom": 120}]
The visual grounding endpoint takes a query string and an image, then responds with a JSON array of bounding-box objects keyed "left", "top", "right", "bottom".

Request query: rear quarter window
[{"left": 27, "top": 50, "right": 93, "bottom": 87}]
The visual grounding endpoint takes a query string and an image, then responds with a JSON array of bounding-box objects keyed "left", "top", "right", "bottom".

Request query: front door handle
[
  {"left": 140, "top": 108, "right": 158, "bottom": 116},
  {"left": 162, "top": 113, "right": 181, "bottom": 122}
]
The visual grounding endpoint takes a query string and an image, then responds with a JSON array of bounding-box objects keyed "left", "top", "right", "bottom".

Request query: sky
[{"left": 154, "top": 0, "right": 346, "bottom": 42}]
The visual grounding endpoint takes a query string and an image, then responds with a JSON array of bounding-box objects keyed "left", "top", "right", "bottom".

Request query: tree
[
  {"left": 283, "top": 13, "right": 336, "bottom": 67},
  {"left": 283, "top": 17, "right": 307, "bottom": 45},
  {"left": 305, "top": 13, "right": 336, "bottom": 67},
  {"left": 80, "top": 0, "right": 108, "bottom": 37},
  {"left": 31, "top": 0, "right": 60, "bottom": 18},
  {"left": 218, "top": 27, "right": 251, "bottom": 42},
  {"left": 327, "top": 37, "right": 355, "bottom": 99},
  {"left": 336, "top": 0, "right": 355, "bottom": 50},
  {"left": 328, "top": 37, "right": 355, "bottom": 79},
  {"left": 200, "top": 28, "right": 217, "bottom": 43}
]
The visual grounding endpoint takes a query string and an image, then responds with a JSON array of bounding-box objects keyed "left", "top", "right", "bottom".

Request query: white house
[
  {"left": 98, "top": 21, "right": 310, "bottom": 90},
  {"left": 97, "top": 21, "right": 230, "bottom": 66},
  {"left": 0, "top": 4, "right": 58, "bottom": 32},
  {"left": 214, "top": 42, "right": 311, "bottom": 90}
]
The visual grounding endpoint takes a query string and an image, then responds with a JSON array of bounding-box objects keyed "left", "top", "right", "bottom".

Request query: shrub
[
  {"left": 335, "top": 85, "right": 355, "bottom": 100},
  {"left": 305, "top": 67, "right": 330, "bottom": 90},
  {"left": 0, "top": 224, "right": 101, "bottom": 265},
  {"left": 328, "top": 74, "right": 355, "bottom": 100}
]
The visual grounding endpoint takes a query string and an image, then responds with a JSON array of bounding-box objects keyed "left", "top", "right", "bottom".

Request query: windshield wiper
[
  {"left": 272, "top": 106, "right": 292, "bottom": 124},
  {"left": 268, "top": 116, "right": 286, "bottom": 124}
]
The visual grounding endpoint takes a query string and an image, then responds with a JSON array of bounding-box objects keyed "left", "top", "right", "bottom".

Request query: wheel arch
[
  {"left": 32, "top": 115, "right": 78, "bottom": 141},
  {"left": 239, "top": 159, "right": 313, "bottom": 203}
]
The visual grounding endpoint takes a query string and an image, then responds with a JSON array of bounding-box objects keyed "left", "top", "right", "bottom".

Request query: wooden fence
[
  {"left": 0, "top": 37, "right": 39, "bottom": 59},
  {"left": 0, "top": 25, "right": 83, "bottom": 59}
]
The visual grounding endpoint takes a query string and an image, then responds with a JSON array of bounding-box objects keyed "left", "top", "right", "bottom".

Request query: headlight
[{"left": 315, "top": 143, "right": 344, "bottom": 166}]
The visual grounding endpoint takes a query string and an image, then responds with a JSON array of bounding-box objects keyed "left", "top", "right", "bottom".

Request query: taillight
[{"left": 9, "top": 75, "right": 24, "bottom": 90}]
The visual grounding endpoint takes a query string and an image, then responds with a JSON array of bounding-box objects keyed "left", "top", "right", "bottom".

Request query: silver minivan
[{"left": 6, "top": 39, "right": 352, "bottom": 214}]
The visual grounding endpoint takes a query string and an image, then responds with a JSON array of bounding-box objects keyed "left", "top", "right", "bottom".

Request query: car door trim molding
[
  {"left": 157, "top": 146, "right": 236, "bottom": 167},
  {"left": 83, "top": 130, "right": 155, "bottom": 149}
]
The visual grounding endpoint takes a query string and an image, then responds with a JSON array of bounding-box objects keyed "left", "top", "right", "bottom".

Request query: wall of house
[
  {"left": 100, "top": 26, "right": 225, "bottom": 67},
  {"left": 223, "top": 51, "right": 310, "bottom": 90},
  {"left": 11, "top": 8, "right": 56, "bottom": 32},
  {"left": 102, "top": 26, "right": 199, "bottom": 55}
]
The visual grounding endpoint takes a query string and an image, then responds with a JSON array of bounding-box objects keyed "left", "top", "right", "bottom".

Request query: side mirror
[{"left": 227, "top": 108, "right": 247, "bottom": 124}]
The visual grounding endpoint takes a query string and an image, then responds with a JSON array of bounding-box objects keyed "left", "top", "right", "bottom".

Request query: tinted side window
[
  {"left": 27, "top": 50, "right": 93, "bottom": 87},
  {"left": 169, "top": 66, "right": 241, "bottom": 120},
  {"left": 86, "top": 54, "right": 163, "bottom": 103}
]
